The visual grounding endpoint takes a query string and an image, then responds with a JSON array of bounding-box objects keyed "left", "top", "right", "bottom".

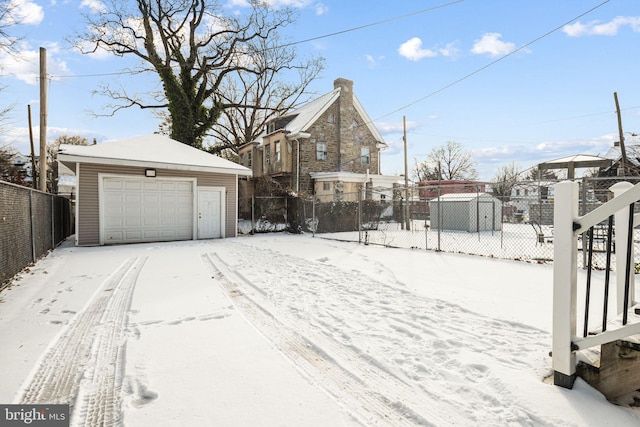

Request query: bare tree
[
  {"left": 0, "top": 0, "right": 19, "bottom": 129},
  {"left": 415, "top": 141, "right": 478, "bottom": 181},
  {"left": 208, "top": 33, "right": 324, "bottom": 156},
  {"left": 76, "top": 0, "right": 299, "bottom": 150},
  {"left": 47, "top": 135, "right": 90, "bottom": 192},
  {"left": 525, "top": 165, "right": 558, "bottom": 181},
  {"left": 412, "top": 158, "right": 439, "bottom": 182},
  {"left": 0, "top": 0, "right": 18, "bottom": 53},
  {"left": 491, "top": 161, "right": 522, "bottom": 201}
]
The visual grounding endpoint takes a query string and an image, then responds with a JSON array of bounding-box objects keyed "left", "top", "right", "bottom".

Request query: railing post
[
  {"left": 552, "top": 181, "right": 579, "bottom": 388},
  {"left": 611, "top": 182, "right": 635, "bottom": 315}
]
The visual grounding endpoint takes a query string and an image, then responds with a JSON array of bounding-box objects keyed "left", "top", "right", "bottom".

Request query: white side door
[{"left": 197, "top": 188, "right": 224, "bottom": 239}]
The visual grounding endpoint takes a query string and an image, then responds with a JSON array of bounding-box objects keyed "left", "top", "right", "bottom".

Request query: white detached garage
[{"left": 58, "top": 135, "right": 251, "bottom": 246}]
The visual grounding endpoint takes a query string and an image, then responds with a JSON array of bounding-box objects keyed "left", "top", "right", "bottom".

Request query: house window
[
  {"left": 327, "top": 114, "right": 335, "bottom": 123},
  {"left": 265, "top": 144, "right": 271, "bottom": 165},
  {"left": 267, "top": 121, "right": 276, "bottom": 134},
  {"left": 317, "top": 142, "right": 327, "bottom": 161},
  {"left": 361, "top": 147, "right": 370, "bottom": 165},
  {"left": 275, "top": 141, "right": 281, "bottom": 162},
  {"left": 247, "top": 152, "right": 252, "bottom": 167},
  {"left": 323, "top": 182, "right": 331, "bottom": 191}
]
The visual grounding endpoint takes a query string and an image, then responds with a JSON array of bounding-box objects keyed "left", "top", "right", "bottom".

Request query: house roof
[
  {"left": 538, "top": 154, "right": 612, "bottom": 169},
  {"left": 429, "top": 192, "right": 497, "bottom": 202},
  {"left": 251, "top": 83, "right": 385, "bottom": 145},
  {"left": 603, "top": 144, "right": 640, "bottom": 166},
  {"left": 58, "top": 134, "right": 252, "bottom": 176},
  {"left": 309, "top": 171, "right": 402, "bottom": 185}
]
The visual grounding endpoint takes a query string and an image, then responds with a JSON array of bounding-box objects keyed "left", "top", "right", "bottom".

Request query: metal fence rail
[
  {"left": 0, "top": 181, "right": 74, "bottom": 284},
  {"left": 238, "top": 177, "right": 640, "bottom": 268}
]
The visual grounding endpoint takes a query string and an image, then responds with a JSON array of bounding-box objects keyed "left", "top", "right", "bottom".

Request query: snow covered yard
[{"left": 1, "top": 233, "right": 640, "bottom": 426}]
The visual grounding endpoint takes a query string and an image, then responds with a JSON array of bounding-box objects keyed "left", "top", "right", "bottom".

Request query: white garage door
[{"left": 101, "top": 177, "right": 194, "bottom": 244}]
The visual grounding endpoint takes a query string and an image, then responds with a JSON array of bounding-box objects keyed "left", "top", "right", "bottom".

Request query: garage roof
[{"left": 58, "top": 134, "right": 252, "bottom": 176}]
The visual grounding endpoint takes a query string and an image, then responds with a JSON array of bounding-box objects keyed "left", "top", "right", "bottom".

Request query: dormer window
[{"left": 267, "top": 121, "right": 276, "bottom": 134}]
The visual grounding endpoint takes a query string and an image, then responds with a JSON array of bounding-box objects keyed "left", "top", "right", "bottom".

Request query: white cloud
[
  {"left": 315, "top": 2, "right": 328, "bottom": 15},
  {"left": 365, "top": 54, "right": 384, "bottom": 67},
  {"left": 0, "top": 42, "right": 70, "bottom": 84},
  {"left": 438, "top": 42, "right": 460, "bottom": 58},
  {"left": 2, "top": 0, "right": 44, "bottom": 26},
  {"left": 472, "top": 135, "right": 614, "bottom": 168},
  {"left": 471, "top": 33, "right": 515, "bottom": 57},
  {"left": 227, "top": 0, "right": 313, "bottom": 8},
  {"left": 80, "top": 0, "right": 106, "bottom": 14},
  {"left": 398, "top": 37, "right": 437, "bottom": 61},
  {"left": 563, "top": 16, "right": 640, "bottom": 37},
  {"left": 377, "top": 120, "right": 418, "bottom": 134}
]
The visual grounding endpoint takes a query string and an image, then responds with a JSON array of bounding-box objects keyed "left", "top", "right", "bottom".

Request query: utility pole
[
  {"left": 614, "top": 92, "right": 627, "bottom": 176},
  {"left": 27, "top": 105, "right": 37, "bottom": 189},
  {"left": 403, "top": 116, "right": 410, "bottom": 231},
  {"left": 39, "top": 47, "right": 48, "bottom": 192}
]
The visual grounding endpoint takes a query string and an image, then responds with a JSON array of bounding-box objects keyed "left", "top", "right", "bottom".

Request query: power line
[
  {"left": 47, "top": 1, "right": 464, "bottom": 79},
  {"left": 375, "top": 0, "right": 612, "bottom": 121},
  {"left": 276, "top": 0, "right": 464, "bottom": 49}
]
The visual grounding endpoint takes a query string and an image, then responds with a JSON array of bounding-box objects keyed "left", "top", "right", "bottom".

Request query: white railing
[{"left": 553, "top": 181, "right": 640, "bottom": 388}]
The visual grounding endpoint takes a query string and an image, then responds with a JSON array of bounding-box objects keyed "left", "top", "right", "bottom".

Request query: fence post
[
  {"left": 552, "top": 180, "right": 579, "bottom": 388},
  {"left": 251, "top": 196, "right": 255, "bottom": 234},
  {"left": 611, "top": 182, "right": 635, "bottom": 315},
  {"left": 50, "top": 194, "right": 55, "bottom": 249},
  {"left": 29, "top": 191, "right": 36, "bottom": 263},
  {"left": 437, "top": 182, "right": 441, "bottom": 251},
  {"left": 358, "top": 187, "right": 362, "bottom": 244},
  {"left": 312, "top": 197, "right": 316, "bottom": 237}
]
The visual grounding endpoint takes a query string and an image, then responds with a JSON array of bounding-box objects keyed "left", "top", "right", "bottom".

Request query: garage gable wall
[{"left": 77, "top": 163, "right": 237, "bottom": 246}]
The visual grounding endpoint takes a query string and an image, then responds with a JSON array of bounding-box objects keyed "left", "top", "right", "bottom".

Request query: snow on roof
[
  {"left": 284, "top": 89, "right": 341, "bottom": 135},
  {"left": 429, "top": 192, "right": 497, "bottom": 202},
  {"left": 603, "top": 144, "right": 640, "bottom": 165},
  {"left": 251, "top": 82, "right": 385, "bottom": 145},
  {"left": 541, "top": 154, "right": 609, "bottom": 164},
  {"left": 58, "top": 134, "right": 251, "bottom": 176}
]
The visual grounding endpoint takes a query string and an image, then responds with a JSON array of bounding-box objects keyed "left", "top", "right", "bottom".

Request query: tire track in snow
[
  {"left": 211, "top": 242, "right": 567, "bottom": 426},
  {"left": 18, "top": 257, "right": 146, "bottom": 427},
  {"left": 203, "top": 252, "right": 455, "bottom": 427}
]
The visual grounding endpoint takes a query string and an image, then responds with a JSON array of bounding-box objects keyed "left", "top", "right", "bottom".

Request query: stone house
[{"left": 237, "top": 78, "right": 396, "bottom": 203}]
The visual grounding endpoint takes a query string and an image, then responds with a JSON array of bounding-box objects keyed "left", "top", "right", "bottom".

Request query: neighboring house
[
  {"left": 237, "top": 78, "right": 394, "bottom": 201},
  {"left": 57, "top": 134, "right": 251, "bottom": 246},
  {"left": 2, "top": 148, "right": 33, "bottom": 183},
  {"left": 599, "top": 143, "right": 640, "bottom": 176},
  {"left": 56, "top": 162, "right": 76, "bottom": 198},
  {"left": 509, "top": 181, "right": 554, "bottom": 217},
  {"left": 428, "top": 192, "right": 502, "bottom": 232}
]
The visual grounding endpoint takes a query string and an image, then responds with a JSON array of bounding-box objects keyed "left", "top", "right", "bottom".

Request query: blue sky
[{"left": 1, "top": 0, "right": 639, "bottom": 181}]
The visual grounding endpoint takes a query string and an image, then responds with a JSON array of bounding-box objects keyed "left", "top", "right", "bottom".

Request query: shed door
[
  {"left": 102, "top": 177, "right": 194, "bottom": 244},
  {"left": 197, "top": 188, "right": 223, "bottom": 239}
]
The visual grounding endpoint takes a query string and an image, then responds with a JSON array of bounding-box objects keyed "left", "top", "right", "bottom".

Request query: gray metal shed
[{"left": 429, "top": 193, "right": 502, "bottom": 232}]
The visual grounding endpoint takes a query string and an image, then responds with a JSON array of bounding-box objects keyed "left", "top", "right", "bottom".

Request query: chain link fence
[
  {"left": 238, "top": 177, "right": 640, "bottom": 268},
  {"left": 1, "top": 181, "right": 74, "bottom": 285}
]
